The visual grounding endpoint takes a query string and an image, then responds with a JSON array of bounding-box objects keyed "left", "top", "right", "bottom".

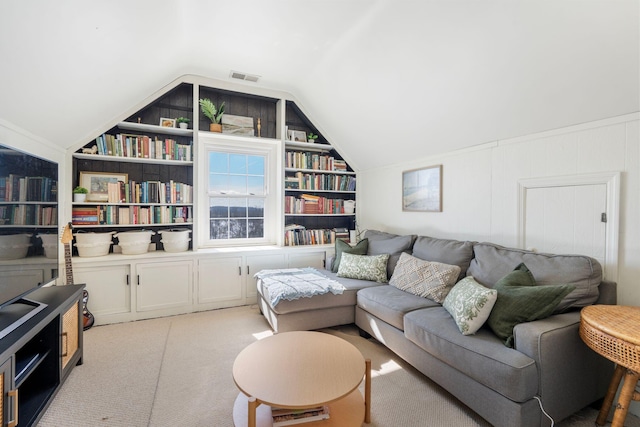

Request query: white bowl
[
  {"left": 74, "top": 241, "right": 111, "bottom": 257},
  {"left": 162, "top": 238, "right": 191, "bottom": 253},
  {"left": 114, "top": 231, "right": 154, "bottom": 244},
  {"left": 37, "top": 234, "right": 58, "bottom": 259},
  {"left": 0, "top": 234, "right": 32, "bottom": 260},
  {"left": 118, "top": 240, "right": 151, "bottom": 255},
  {"left": 158, "top": 229, "right": 190, "bottom": 240},
  {"left": 74, "top": 232, "right": 114, "bottom": 245}
]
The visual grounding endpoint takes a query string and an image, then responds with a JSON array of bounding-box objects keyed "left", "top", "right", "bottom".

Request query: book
[{"left": 272, "top": 406, "right": 330, "bottom": 426}]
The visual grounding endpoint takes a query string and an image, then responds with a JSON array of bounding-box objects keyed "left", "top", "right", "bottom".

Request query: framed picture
[
  {"left": 287, "top": 129, "right": 307, "bottom": 142},
  {"left": 159, "top": 117, "right": 176, "bottom": 128},
  {"left": 402, "top": 165, "right": 442, "bottom": 212},
  {"left": 79, "top": 171, "right": 129, "bottom": 202}
]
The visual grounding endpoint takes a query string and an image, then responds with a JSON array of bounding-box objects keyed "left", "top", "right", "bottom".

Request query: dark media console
[{"left": 0, "top": 285, "right": 83, "bottom": 426}]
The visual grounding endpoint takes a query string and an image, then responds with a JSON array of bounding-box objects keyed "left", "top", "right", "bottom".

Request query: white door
[{"left": 518, "top": 172, "right": 620, "bottom": 281}]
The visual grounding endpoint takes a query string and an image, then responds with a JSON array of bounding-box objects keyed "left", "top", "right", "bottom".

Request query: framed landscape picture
[
  {"left": 80, "top": 171, "right": 128, "bottom": 202},
  {"left": 402, "top": 165, "right": 442, "bottom": 212}
]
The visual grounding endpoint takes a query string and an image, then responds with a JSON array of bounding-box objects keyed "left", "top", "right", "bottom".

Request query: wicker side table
[{"left": 580, "top": 305, "right": 640, "bottom": 427}]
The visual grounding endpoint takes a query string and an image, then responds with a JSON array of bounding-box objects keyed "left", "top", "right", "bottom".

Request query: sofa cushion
[
  {"left": 467, "top": 242, "right": 601, "bottom": 311},
  {"left": 443, "top": 276, "right": 497, "bottom": 335},
  {"left": 412, "top": 236, "right": 474, "bottom": 280},
  {"left": 357, "top": 285, "right": 439, "bottom": 330},
  {"left": 487, "top": 263, "right": 575, "bottom": 347},
  {"left": 404, "top": 307, "right": 538, "bottom": 402},
  {"left": 364, "top": 230, "right": 416, "bottom": 278},
  {"left": 332, "top": 238, "right": 369, "bottom": 273},
  {"left": 389, "top": 252, "right": 460, "bottom": 303},
  {"left": 337, "top": 253, "right": 389, "bottom": 283}
]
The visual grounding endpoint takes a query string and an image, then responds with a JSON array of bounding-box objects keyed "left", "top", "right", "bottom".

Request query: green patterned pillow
[
  {"left": 337, "top": 253, "right": 389, "bottom": 283},
  {"left": 332, "top": 238, "right": 369, "bottom": 273},
  {"left": 443, "top": 276, "right": 497, "bottom": 335},
  {"left": 389, "top": 252, "right": 461, "bottom": 303}
]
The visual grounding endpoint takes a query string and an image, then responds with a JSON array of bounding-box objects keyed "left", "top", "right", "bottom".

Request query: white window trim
[{"left": 197, "top": 134, "right": 282, "bottom": 248}]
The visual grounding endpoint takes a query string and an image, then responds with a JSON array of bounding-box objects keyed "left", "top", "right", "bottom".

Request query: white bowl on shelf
[
  {"left": 74, "top": 241, "right": 111, "bottom": 257},
  {"left": 114, "top": 231, "right": 154, "bottom": 255},
  {"left": 74, "top": 232, "right": 114, "bottom": 245},
  {"left": 37, "top": 234, "right": 58, "bottom": 259},
  {"left": 0, "top": 234, "right": 32, "bottom": 260}
]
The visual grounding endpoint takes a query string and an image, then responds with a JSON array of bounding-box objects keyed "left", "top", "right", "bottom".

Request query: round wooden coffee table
[
  {"left": 232, "top": 331, "right": 371, "bottom": 427},
  {"left": 580, "top": 305, "right": 640, "bottom": 427}
]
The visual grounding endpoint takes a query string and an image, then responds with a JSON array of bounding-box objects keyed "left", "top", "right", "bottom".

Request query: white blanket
[{"left": 255, "top": 268, "right": 345, "bottom": 307}]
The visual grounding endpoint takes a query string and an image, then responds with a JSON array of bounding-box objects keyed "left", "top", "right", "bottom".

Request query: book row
[
  {"left": 92, "top": 133, "right": 193, "bottom": 161},
  {"left": 283, "top": 228, "right": 336, "bottom": 246},
  {"left": 100, "top": 180, "right": 192, "bottom": 204},
  {"left": 72, "top": 205, "right": 192, "bottom": 226},
  {"left": 285, "top": 172, "right": 356, "bottom": 192},
  {"left": 285, "top": 151, "right": 348, "bottom": 172},
  {"left": 284, "top": 195, "right": 352, "bottom": 215},
  {"left": 272, "top": 405, "right": 330, "bottom": 426},
  {"left": 0, "top": 205, "right": 57, "bottom": 226},
  {"left": 0, "top": 175, "right": 57, "bottom": 202}
]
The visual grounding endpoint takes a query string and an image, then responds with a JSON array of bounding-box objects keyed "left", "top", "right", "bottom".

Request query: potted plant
[
  {"left": 176, "top": 117, "right": 190, "bottom": 129},
  {"left": 73, "top": 186, "right": 88, "bottom": 203},
  {"left": 199, "top": 98, "right": 225, "bottom": 132},
  {"left": 307, "top": 133, "right": 319, "bottom": 143}
]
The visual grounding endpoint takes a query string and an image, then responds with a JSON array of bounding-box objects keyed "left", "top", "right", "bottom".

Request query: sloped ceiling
[{"left": 1, "top": 1, "right": 638, "bottom": 171}]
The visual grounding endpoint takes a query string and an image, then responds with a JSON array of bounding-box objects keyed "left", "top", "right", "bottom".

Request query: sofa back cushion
[
  {"left": 467, "top": 242, "right": 602, "bottom": 312},
  {"left": 364, "top": 230, "right": 416, "bottom": 278},
  {"left": 412, "top": 236, "right": 474, "bottom": 281}
]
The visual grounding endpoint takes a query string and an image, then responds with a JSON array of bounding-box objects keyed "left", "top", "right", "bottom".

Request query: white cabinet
[
  {"left": 197, "top": 257, "right": 243, "bottom": 306},
  {"left": 73, "top": 263, "right": 131, "bottom": 325},
  {"left": 136, "top": 260, "right": 192, "bottom": 314},
  {"left": 245, "top": 254, "right": 287, "bottom": 300},
  {"left": 288, "top": 251, "right": 326, "bottom": 269}
]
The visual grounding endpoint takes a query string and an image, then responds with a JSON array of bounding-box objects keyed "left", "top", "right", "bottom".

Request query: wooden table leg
[
  {"left": 365, "top": 359, "right": 371, "bottom": 424},
  {"left": 611, "top": 369, "right": 640, "bottom": 427},
  {"left": 597, "top": 364, "right": 625, "bottom": 426},
  {"left": 247, "top": 396, "right": 257, "bottom": 427}
]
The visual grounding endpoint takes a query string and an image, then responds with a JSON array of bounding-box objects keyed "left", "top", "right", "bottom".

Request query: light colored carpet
[{"left": 37, "top": 305, "right": 640, "bottom": 427}]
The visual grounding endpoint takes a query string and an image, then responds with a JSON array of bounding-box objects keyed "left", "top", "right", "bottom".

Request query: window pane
[
  {"left": 229, "top": 219, "right": 247, "bottom": 239},
  {"left": 210, "top": 198, "right": 228, "bottom": 218},
  {"left": 248, "top": 198, "right": 264, "bottom": 217},
  {"left": 248, "top": 155, "right": 264, "bottom": 175},
  {"left": 210, "top": 152, "right": 228, "bottom": 173},
  {"left": 229, "top": 154, "right": 246, "bottom": 174},
  {"left": 248, "top": 219, "right": 263, "bottom": 238},
  {"left": 210, "top": 219, "right": 229, "bottom": 239},
  {"left": 229, "top": 199, "right": 247, "bottom": 218},
  {"left": 228, "top": 175, "right": 247, "bottom": 194},
  {"left": 247, "top": 176, "right": 264, "bottom": 196},
  {"left": 210, "top": 174, "right": 228, "bottom": 193}
]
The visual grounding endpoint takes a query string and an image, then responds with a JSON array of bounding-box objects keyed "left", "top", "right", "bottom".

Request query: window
[{"left": 199, "top": 136, "right": 279, "bottom": 247}]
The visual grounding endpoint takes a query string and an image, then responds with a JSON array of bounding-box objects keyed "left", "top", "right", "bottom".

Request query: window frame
[{"left": 197, "top": 135, "right": 281, "bottom": 248}]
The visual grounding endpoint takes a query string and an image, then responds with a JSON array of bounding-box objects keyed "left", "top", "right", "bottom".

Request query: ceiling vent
[{"left": 230, "top": 70, "right": 260, "bottom": 83}]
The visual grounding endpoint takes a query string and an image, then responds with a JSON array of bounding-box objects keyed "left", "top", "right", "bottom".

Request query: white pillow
[
  {"left": 443, "top": 276, "right": 497, "bottom": 335},
  {"left": 389, "top": 252, "right": 460, "bottom": 303}
]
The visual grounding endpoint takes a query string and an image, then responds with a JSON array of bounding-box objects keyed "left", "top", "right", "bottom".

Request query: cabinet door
[
  {"left": 0, "top": 358, "right": 15, "bottom": 427},
  {"left": 61, "top": 301, "right": 79, "bottom": 372},
  {"left": 197, "top": 257, "right": 243, "bottom": 304},
  {"left": 73, "top": 264, "right": 131, "bottom": 325},
  {"left": 245, "top": 254, "right": 287, "bottom": 299},
  {"left": 136, "top": 260, "right": 193, "bottom": 313},
  {"left": 288, "top": 251, "right": 326, "bottom": 270}
]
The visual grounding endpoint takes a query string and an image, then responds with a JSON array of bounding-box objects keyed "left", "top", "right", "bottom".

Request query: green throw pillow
[
  {"left": 337, "top": 253, "right": 389, "bottom": 283},
  {"left": 332, "top": 238, "right": 368, "bottom": 273},
  {"left": 487, "top": 263, "right": 575, "bottom": 347},
  {"left": 443, "top": 276, "right": 497, "bottom": 335}
]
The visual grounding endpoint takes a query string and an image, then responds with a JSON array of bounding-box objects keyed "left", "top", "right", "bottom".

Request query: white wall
[{"left": 359, "top": 113, "right": 640, "bottom": 306}]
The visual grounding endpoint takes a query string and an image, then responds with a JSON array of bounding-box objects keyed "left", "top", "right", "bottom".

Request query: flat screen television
[{"left": 0, "top": 144, "right": 59, "bottom": 338}]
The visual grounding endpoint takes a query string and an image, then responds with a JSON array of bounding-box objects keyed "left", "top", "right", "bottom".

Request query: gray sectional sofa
[{"left": 256, "top": 230, "right": 615, "bottom": 427}]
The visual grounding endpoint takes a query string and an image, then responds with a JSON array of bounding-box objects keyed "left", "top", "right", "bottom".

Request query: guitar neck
[{"left": 64, "top": 242, "right": 74, "bottom": 286}]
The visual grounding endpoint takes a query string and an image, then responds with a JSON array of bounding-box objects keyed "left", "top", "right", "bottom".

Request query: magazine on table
[{"left": 271, "top": 405, "right": 330, "bottom": 426}]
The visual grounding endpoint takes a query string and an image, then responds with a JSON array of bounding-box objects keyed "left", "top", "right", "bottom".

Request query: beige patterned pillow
[{"left": 389, "top": 252, "right": 461, "bottom": 303}]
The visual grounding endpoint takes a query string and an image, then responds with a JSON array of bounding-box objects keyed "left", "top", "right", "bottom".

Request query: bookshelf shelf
[
  {"left": 73, "top": 153, "right": 193, "bottom": 166},
  {"left": 117, "top": 121, "right": 194, "bottom": 137}
]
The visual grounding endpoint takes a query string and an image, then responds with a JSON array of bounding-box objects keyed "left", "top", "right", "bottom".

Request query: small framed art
[
  {"left": 79, "top": 171, "right": 129, "bottom": 202},
  {"left": 402, "top": 165, "right": 442, "bottom": 212},
  {"left": 160, "top": 117, "right": 176, "bottom": 128}
]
